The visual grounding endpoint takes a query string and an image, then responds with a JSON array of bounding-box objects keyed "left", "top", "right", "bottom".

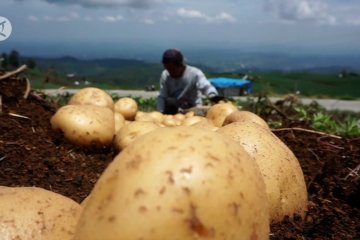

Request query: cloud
[
  {"left": 39, "top": 0, "right": 163, "bottom": 9},
  {"left": 345, "top": 16, "right": 360, "bottom": 26},
  {"left": 177, "top": 8, "right": 236, "bottom": 23},
  {"left": 43, "top": 16, "right": 71, "bottom": 21},
  {"left": 265, "top": 0, "right": 336, "bottom": 25},
  {"left": 177, "top": 8, "right": 210, "bottom": 21},
  {"left": 215, "top": 12, "right": 236, "bottom": 23},
  {"left": 144, "top": 18, "right": 155, "bottom": 24},
  {"left": 28, "top": 15, "right": 39, "bottom": 21},
  {"left": 30, "top": 13, "right": 80, "bottom": 22},
  {"left": 99, "top": 15, "right": 124, "bottom": 22}
]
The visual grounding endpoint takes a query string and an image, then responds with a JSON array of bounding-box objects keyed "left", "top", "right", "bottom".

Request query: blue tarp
[
  {"left": 209, "top": 77, "right": 253, "bottom": 94},
  {"left": 209, "top": 77, "right": 251, "bottom": 88}
]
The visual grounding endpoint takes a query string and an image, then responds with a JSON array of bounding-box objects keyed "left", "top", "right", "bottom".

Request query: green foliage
[
  {"left": 295, "top": 106, "right": 360, "bottom": 137},
  {"left": 132, "top": 97, "right": 157, "bottom": 112},
  {"left": 254, "top": 71, "right": 360, "bottom": 99}
]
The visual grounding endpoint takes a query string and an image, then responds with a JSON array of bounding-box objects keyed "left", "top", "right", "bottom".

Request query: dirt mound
[{"left": 0, "top": 76, "right": 359, "bottom": 239}]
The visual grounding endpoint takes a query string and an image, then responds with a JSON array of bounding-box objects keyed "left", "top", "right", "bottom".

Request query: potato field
[{"left": 0, "top": 74, "right": 359, "bottom": 239}]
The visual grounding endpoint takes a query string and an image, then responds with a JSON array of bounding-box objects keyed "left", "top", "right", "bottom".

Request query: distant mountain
[
  {"left": 25, "top": 56, "right": 216, "bottom": 89},
  {"left": 185, "top": 50, "right": 360, "bottom": 73}
]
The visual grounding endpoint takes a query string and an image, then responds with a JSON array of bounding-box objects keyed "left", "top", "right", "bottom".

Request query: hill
[{"left": 16, "top": 56, "right": 360, "bottom": 99}]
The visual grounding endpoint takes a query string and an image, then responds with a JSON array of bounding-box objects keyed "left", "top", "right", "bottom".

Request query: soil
[{"left": 0, "top": 76, "right": 359, "bottom": 239}]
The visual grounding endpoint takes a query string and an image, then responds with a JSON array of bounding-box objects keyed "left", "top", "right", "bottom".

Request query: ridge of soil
[{"left": 0, "top": 77, "right": 359, "bottom": 239}]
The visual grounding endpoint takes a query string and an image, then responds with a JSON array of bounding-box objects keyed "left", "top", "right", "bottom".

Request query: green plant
[
  {"left": 133, "top": 96, "right": 157, "bottom": 112},
  {"left": 310, "top": 112, "right": 337, "bottom": 132},
  {"left": 294, "top": 107, "right": 360, "bottom": 137}
]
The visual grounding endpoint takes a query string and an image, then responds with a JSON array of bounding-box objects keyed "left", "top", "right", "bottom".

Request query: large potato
[
  {"left": 0, "top": 186, "right": 82, "bottom": 240},
  {"left": 51, "top": 105, "right": 115, "bottom": 147},
  {"left": 223, "top": 110, "right": 269, "bottom": 129},
  {"left": 114, "top": 97, "right": 138, "bottom": 120},
  {"left": 217, "top": 122, "right": 308, "bottom": 222},
  {"left": 68, "top": 87, "right": 114, "bottom": 110},
  {"left": 74, "top": 127, "right": 269, "bottom": 240},
  {"left": 181, "top": 116, "right": 207, "bottom": 126},
  {"left": 114, "top": 121, "right": 160, "bottom": 151},
  {"left": 114, "top": 112, "right": 126, "bottom": 133},
  {"left": 206, "top": 102, "right": 239, "bottom": 127}
]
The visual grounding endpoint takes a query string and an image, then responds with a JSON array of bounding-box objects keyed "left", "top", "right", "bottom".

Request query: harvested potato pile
[{"left": 47, "top": 89, "right": 308, "bottom": 238}]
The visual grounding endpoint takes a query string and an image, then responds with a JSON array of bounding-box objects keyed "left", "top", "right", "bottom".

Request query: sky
[{"left": 1, "top": 0, "right": 360, "bottom": 59}]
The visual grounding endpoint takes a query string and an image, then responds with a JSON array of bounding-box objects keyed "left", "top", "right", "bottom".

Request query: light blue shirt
[{"left": 157, "top": 65, "right": 218, "bottom": 112}]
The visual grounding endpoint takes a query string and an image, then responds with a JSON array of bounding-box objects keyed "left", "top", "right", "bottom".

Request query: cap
[{"left": 162, "top": 48, "right": 184, "bottom": 65}]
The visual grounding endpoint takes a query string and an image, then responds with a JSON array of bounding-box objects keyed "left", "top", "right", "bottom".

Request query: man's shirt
[{"left": 157, "top": 65, "right": 218, "bottom": 112}]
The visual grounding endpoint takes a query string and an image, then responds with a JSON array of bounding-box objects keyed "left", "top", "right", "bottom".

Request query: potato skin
[
  {"left": 114, "top": 97, "right": 138, "bottom": 121},
  {"left": 217, "top": 122, "right": 308, "bottom": 222},
  {"left": 74, "top": 127, "right": 269, "bottom": 240},
  {"left": 222, "top": 110, "right": 269, "bottom": 129},
  {"left": 0, "top": 186, "right": 82, "bottom": 240},
  {"left": 51, "top": 105, "right": 115, "bottom": 147},
  {"left": 113, "top": 121, "right": 160, "bottom": 151},
  {"left": 206, "top": 102, "right": 239, "bottom": 127},
  {"left": 68, "top": 87, "right": 114, "bottom": 110},
  {"left": 114, "top": 112, "right": 126, "bottom": 133}
]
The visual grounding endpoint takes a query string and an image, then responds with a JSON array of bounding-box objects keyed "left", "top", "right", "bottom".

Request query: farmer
[{"left": 156, "top": 48, "right": 220, "bottom": 114}]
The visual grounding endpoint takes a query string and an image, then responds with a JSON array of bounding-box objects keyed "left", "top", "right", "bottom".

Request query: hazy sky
[{"left": 1, "top": 0, "right": 360, "bottom": 57}]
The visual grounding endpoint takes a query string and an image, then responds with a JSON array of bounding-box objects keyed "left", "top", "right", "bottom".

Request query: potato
[
  {"left": 148, "top": 111, "right": 164, "bottom": 124},
  {"left": 114, "top": 97, "right": 138, "bottom": 120},
  {"left": 223, "top": 110, "right": 269, "bottom": 129},
  {"left": 74, "top": 127, "right": 269, "bottom": 240},
  {"left": 173, "top": 113, "right": 185, "bottom": 121},
  {"left": 51, "top": 105, "right": 115, "bottom": 147},
  {"left": 206, "top": 102, "right": 239, "bottom": 127},
  {"left": 113, "top": 121, "right": 160, "bottom": 151},
  {"left": 0, "top": 186, "right": 82, "bottom": 240},
  {"left": 192, "top": 118, "right": 218, "bottom": 131},
  {"left": 184, "top": 111, "right": 195, "bottom": 118},
  {"left": 114, "top": 112, "right": 125, "bottom": 133},
  {"left": 68, "top": 87, "right": 114, "bottom": 110},
  {"left": 217, "top": 122, "right": 308, "bottom": 222},
  {"left": 181, "top": 116, "right": 206, "bottom": 126},
  {"left": 162, "top": 117, "right": 181, "bottom": 127},
  {"left": 135, "top": 111, "right": 145, "bottom": 120}
]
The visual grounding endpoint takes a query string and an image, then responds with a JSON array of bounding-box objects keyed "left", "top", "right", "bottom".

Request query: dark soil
[{"left": 1, "top": 77, "right": 359, "bottom": 239}]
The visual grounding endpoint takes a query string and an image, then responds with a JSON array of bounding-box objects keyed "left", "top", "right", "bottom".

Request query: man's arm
[
  {"left": 196, "top": 70, "right": 218, "bottom": 97},
  {"left": 156, "top": 72, "right": 168, "bottom": 113}
]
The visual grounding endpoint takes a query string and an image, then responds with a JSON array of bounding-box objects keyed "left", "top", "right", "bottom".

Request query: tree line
[{"left": 0, "top": 50, "right": 36, "bottom": 70}]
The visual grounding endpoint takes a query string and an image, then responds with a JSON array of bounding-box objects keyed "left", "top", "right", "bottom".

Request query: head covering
[{"left": 162, "top": 48, "right": 184, "bottom": 66}]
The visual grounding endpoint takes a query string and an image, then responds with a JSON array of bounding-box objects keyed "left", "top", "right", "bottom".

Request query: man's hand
[{"left": 209, "top": 95, "right": 226, "bottom": 103}]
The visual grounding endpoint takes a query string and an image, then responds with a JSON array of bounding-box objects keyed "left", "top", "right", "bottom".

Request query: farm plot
[{"left": 0, "top": 76, "right": 359, "bottom": 239}]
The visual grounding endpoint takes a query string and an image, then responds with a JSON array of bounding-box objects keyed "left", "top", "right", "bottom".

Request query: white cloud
[
  {"left": 144, "top": 18, "right": 155, "bottom": 24},
  {"left": 215, "top": 12, "right": 236, "bottom": 23},
  {"left": 99, "top": 15, "right": 124, "bottom": 22},
  {"left": 39, "top": 13, "right": 79, "bottom": 22},
  {"left": 84, "top": 16, "right": 93, "bottom": 22},
  {"left": 177, "top": 8, "right": 236, "bottom": 23},
  {"left": 345, "top": 16, "right": 360, "bottom": 26},
  {"left": 40, "top": 0, "right": 164, "bottom": 9},
  {"left": 177, "top": 8, "right": 210, "bottom": 21},
  {"left": 265, "top": 0, "right": 336, "bottom": 25},
  {"left": 57, "top": 16, "right": 71, "bottom": 22},
  {"left": 70, "top": 12, "right": 80, "bottom": 18},
  {"left": 44, "top": 16, "right": 54, "bottom": 21},
  {"left": 28, "top": 15, "right": 39, "bottom": 21}
]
